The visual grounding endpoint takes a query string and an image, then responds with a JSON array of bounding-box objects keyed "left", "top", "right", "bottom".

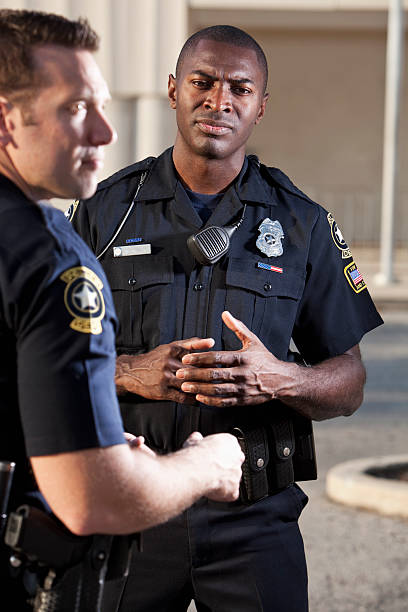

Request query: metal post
[{"left": 376, "top": 0, "right": 405, "bottom": 285}]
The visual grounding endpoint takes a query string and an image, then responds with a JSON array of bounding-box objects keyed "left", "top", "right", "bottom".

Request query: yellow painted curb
[{"left": 326, "top": 454, "right": 408, "bottom": 519}]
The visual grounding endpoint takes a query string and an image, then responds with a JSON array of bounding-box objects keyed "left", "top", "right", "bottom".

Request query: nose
[
  {"left": 204, "top": 83, "right": 231, "bottom": 113},
  {"left": 89, "top": 109, "right": 117, "bottom": 147}
]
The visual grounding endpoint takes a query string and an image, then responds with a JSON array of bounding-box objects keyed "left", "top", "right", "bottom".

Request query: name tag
[{"left": 113, "top": 244, "right": 151, "bottom": 257}]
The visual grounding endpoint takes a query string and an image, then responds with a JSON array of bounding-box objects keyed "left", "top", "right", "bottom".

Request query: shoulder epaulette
[
  {"left": 260, "top": 164, "right": 318, "bottom": 206},
  {"left": 95, "top": 156, "right": 156, "bottom": 193}
]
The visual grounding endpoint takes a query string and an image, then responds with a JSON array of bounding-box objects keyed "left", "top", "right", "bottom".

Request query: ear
[
  {"left": 0, "top": 97, "right": 14, "bottom": 146},
  {"left": 168, "top": 74, "right": 177, "bottom": 110},
  {"left": 255, "top": 92, "right": 269, "bottom": 125}
]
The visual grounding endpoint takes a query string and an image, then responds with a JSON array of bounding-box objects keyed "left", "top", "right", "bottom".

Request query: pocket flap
[
  {"left": 269, "top": 418, "right": 296, "bottom": 460},
  {"left": 233, "top": 426, "right": 270, "bottom": 473},
  {"left": 104, "top": 255, "right": 174, "bottom": 291},
  {"left": 226, "top": 257, "right": 304, "bottom": 298},
  {"left": 247, "top": 427, "right": 269, "bottom": 473}
]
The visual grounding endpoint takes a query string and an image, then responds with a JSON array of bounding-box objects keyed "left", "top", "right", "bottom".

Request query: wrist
[
  {"left": 115, "top": 381, "right": 128, "bottom": 396},
  {"left": 179, "top": 442, "right": 216, "bottom": 496},
  {"left": 270, "top": 361, "right": 304, "bottom": 402},
  {"left": 115, "top": 354, "right": 133, "bottom": 395}
]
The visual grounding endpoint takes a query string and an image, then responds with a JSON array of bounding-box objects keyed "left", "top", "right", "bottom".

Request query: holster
[
  {"left": 3, "top": 504, "right": 133, "bottom": 612},
  {"left": 232, "top": 412, "right": 317, "bottom": 504}
]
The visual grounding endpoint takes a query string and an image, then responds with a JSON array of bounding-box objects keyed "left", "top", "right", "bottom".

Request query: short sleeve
[
  {"left": 14, "top": 248, "right": 125, "bottom": 457},
  {"left": 292, "top": 207, "right": 383, "bottom": 364}
]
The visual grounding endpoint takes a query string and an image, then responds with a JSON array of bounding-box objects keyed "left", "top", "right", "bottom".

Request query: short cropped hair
[
  {"left": 176, "top": 25, "right": 268, "bottom": 92},
  {"left": 0, "top": 9, "right": 99, "bottom": 101}
]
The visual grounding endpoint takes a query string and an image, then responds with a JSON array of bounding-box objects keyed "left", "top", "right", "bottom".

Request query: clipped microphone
[{"left": 187, "top": 204, "right": 247, "bottom": 266}]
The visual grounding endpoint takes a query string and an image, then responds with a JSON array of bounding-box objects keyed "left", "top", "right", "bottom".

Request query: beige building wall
[{"left": 233, "top": 27, "right": 407, "bottom": 246}]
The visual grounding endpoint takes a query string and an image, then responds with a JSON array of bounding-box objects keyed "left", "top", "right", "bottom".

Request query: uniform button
[
  {"left": 193, "top": 282, "right": 204, "bottom": 291},
  {"left": 283, "top": 447, "right": 291, "bottom": 457},
  {"left": 128, "top": 277, "right": 137, "bottom": 286},
  {"left": 256, "top": 458, "right": 265, "bottom": 468},
  {"left": 264, "top": 283, "right": 272, "bottom": 292}
]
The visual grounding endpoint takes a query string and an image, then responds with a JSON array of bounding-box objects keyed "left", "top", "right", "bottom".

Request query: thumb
[
  {"left": 221, "top": 311, "right": 255, "bottom": 349},
  {"left": 179, "top": 337, "right": 215, "bottom": 351}
]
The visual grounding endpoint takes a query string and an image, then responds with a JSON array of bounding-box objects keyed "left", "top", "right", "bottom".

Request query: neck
[
  {"left": 0, "top": 149, "right": 40, "bottom": 202},
  {"left": 172, "top": 138, "right": 245, "bottom": 195}
]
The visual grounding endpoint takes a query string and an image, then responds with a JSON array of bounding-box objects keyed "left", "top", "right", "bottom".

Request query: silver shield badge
[{"left": 256, "top": 218, "right": 284, "bottom": 257}]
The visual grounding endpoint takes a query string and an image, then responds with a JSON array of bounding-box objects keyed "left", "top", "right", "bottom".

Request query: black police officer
[{"left": 71, "top": 25, "right": 383, "bottom": 612}]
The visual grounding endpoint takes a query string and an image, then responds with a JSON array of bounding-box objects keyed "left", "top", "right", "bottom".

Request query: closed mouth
[
  {"left": 81, "top": 157, "right": 104, "bottom": 170},
  {"left": 195, "top": 119, "right": 233, "bottom": 136}
]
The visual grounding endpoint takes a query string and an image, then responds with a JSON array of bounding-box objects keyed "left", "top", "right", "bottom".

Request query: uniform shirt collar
[
  {"left": 138, "top": 147, "right": 275, "bottom": 207},
  {"left": 0, "top": 173, "right": 25, "bottom": 197},
  {"left": 0, "top": 172, "right": 34, "bottom": 210},
  {"left": 236, "top": 157, "right": 276, "bottom": 206},
  {"left": 137, "top": 147, "right": 177, "bottom": 201}
]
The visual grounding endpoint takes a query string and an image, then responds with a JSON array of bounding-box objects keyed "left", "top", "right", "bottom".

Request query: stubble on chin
[
  {"left": 74, "top": 170, "right": 100, "bottom": 200},
  {"left": 193, "top": 135, "right": 231, "bottom": 160}
]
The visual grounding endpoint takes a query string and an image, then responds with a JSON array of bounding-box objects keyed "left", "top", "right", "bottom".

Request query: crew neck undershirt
[{"left": 184, "top": 188, "right": 223, "bottom": 224}]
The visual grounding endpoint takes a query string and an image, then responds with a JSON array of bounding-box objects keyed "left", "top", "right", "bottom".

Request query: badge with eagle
[{"left": 256, "top": 218, "right": 284, "bottom": 257}]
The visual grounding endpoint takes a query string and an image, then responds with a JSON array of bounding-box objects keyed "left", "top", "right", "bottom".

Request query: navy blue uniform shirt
[
  {"left": 71, "top": 148, "right": 383, "bottom": 453},
  {"left": 0, "top": 174, "right": 125, "bottom": 499}
]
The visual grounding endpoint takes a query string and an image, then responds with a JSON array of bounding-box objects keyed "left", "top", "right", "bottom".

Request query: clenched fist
[{"left": 183, "top": 431, "right": 245, "bottom": 502}]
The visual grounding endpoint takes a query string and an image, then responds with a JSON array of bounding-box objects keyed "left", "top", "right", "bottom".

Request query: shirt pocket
[
  {"left": 223, "top": 257, "right": 305, "bottom": 355},
  {"left": 103, "top": 255, "right": 175, "bottom": 351}
]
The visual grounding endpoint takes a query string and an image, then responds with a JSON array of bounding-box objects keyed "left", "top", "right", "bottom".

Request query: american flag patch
[
  {"left": 257, "top": 262, "right": 283, "bottom": 274},
  {"left": 344, "top": 261, "right": 366, "bottom": 293},
  {"left": 350, "top": 268, "right": 363, "bottom": 285}
]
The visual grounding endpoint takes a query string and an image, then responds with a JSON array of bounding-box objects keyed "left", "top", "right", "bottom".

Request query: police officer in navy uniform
[
  {"left": 0, "top": 12, "right": 244, "bottom": 610},
  {"left": 72, "top": 25, "right": 383, "bottom": 612}
]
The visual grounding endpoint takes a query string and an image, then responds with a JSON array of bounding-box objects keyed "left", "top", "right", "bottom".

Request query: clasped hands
[{"left": 115, "top": 310, "right": 298, "bottom": 407}]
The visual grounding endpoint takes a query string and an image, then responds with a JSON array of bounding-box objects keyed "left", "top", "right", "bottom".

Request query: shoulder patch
[
  {"left": 60, "top": 266, "right": 105, "bottom": 334},
  {"left": 344, "top": 261, "right": 367, "bottom": 293},
  {"left": 327, "top": 213, "right": 352, "bottom": 259},
  {"left": 64, "top": 200, "right": 79, "bottom": 223}
]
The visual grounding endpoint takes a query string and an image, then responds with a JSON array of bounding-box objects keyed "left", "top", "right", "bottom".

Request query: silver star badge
[{"left": 256, "top": 218, "right": 284, "bottom": 257}]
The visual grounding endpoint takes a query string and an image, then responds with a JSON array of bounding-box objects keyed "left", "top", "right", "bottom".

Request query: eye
[
  {"left": 192, "top": 80, "right": 212, "bottom": 89},
  {"left": 231, "top": 86, "right": 252, "bottom": 95},
  {"left": 68, "top": 101, "right": 87, "bottom": 115}
]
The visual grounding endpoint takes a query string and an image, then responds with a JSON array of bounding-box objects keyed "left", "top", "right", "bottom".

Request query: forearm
[
  {"left": 31, "top": 439, "right": 235, "bottom": 536},
  {"left": 83, "top": 446, "right": 215, "bottom": 534},
  {"left": 272, "top": 348, "right": 366, "bottom": 421}
]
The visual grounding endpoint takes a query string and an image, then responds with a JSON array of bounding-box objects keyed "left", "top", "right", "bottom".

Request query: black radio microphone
[{"left": 187, "top": 204, "right": 247, "bottom": 266}]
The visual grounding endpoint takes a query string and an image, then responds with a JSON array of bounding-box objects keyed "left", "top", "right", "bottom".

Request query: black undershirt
[{"left": 185, "top": 188, "right": 222, "bottom": 224}]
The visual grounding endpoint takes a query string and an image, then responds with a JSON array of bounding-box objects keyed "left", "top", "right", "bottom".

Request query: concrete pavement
[{"left": 301, "top": 308, "right": 408, "bottom": 612}]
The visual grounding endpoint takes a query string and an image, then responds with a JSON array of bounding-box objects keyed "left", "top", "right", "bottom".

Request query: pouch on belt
[{"left": 232, "top": 414, "right": 315, "bottom": 504}]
